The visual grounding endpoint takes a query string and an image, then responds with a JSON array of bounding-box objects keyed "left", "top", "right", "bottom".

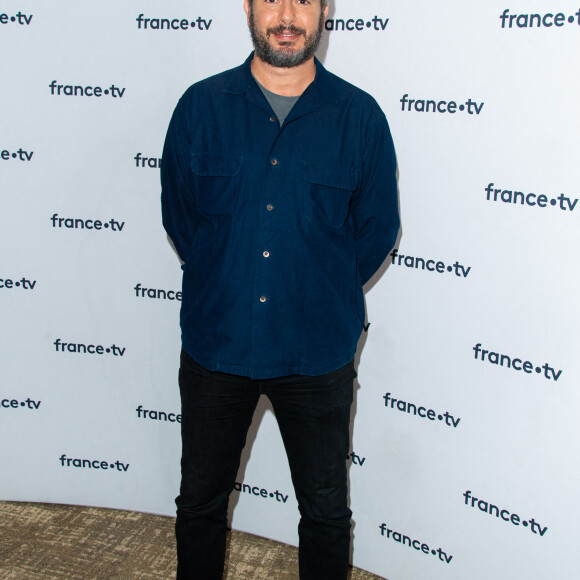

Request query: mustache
[{"left": 267, "top": 25, "right": 306, "bottom": 36}]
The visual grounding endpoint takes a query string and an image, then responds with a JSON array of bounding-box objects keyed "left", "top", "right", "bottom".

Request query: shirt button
[
  {"left": 266, "top": 204, "right": 275, "bottom": 211},
  {"left": 263, "top": 251, "right": 270, "bottom": 258},
  {"left": 269, "top": 116, "right": 276, "bottom": 122},
  {"left": 270, "top": 158, "right": 279, "bottom": 166},
  {"left": 259, "top": 296, "right": 267, "bottom": 303}
]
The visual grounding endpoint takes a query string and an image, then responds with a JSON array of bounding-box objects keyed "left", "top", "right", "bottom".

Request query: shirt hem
[{"left": 181, "top": 343, "right": 357, "bottom": 380}]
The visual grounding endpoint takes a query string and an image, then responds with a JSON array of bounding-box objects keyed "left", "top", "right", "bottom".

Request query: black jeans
[{"left": 175, "top": 350, "right": 355, "bottom": 580}]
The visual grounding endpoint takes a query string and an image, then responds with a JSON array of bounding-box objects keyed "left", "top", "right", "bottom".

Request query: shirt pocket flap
[
  {"left": 190, "top": 153, "right": 243, "bottom": 177},
  {"left": 303, "top": 163, "right": 358, "bottom": 191}
]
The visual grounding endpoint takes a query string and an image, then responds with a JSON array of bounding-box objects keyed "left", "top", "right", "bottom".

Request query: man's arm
[
  {"left": 351, "top": 110, "right": 400, "bottom": 286},
  {"left": 161, "top": 96, "right": 199, "bottom": 263}
]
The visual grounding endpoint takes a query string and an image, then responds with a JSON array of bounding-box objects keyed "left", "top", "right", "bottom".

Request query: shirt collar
[{"left": 222, "top": 51, "right": 340, "bottom": 106}]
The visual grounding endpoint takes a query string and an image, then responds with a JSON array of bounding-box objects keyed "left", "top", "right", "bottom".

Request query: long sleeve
[
  {"left": 161, "top": 96, "right": 200, "bottom": 263},
  {"left": 351, "top": 110, "right": 400, "bottom": 285}
]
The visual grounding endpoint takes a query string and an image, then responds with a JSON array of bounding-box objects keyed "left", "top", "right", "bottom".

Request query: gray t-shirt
[{"left": 256, "top": 79, "right": 300, "bottom": 127}]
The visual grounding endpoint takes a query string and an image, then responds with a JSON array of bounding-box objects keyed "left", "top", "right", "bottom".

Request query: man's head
[{"left": 244, "top": 0, "right": 329, "bottom": 69}]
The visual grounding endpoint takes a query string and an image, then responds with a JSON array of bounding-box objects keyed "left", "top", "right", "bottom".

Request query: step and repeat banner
[{"left": 1, "top": 1, "right": 579, "bottom": 579}]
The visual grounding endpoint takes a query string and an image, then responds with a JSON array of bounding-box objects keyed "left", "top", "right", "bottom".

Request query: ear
[
  {"left": 323, "top": 3, "right": 329, "bottom": 20},
  {"left": 243, "top": 0, "right": 251, "bottom": 26}
]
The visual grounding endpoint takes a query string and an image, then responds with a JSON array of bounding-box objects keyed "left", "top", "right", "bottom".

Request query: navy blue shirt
[{"left": 161, "top": 53, "right": 399, "bottom": 379}]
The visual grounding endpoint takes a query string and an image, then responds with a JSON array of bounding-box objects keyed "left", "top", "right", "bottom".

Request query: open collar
[{"left": 222, "top": 52, "right": 340, "bottom": 118}]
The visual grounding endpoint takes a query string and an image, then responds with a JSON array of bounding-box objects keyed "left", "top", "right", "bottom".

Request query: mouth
[
  {"left": 276, "top": 33, "right": 299, "bottom": 40},
  {"left": 269, "top": 27, "right": 304, "bottom": 43}
]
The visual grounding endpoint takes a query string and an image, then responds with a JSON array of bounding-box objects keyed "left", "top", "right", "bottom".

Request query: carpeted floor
[{"left": 0, "top": 502, "right": 385, "bottom": 579}]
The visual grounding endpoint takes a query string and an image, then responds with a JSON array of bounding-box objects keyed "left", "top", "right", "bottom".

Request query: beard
[{"left": 249, "top": 6, "right": 325, "bottom": 68}]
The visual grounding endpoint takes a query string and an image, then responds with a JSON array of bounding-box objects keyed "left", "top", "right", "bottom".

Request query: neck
[{"left": 250, "top": 55, "right": 316, "bottom": 97}]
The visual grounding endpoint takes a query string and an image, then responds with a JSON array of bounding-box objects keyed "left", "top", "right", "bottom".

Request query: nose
[{"left": 279, "top": 0, "right": 297, "bottom": 26}]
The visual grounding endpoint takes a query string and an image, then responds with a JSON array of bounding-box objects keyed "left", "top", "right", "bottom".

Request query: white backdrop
[{"left": 1, "top": 1, "right": 579, "bottom": 578}]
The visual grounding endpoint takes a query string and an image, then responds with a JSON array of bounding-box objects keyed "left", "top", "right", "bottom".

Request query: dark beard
[{"left": 249, "top": 7, "right": 325, "bottom": 68}]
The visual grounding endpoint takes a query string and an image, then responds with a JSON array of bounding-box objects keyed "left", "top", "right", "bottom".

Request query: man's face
[{"left": 245, "top": 0, "right": 328, "bottom": 68}]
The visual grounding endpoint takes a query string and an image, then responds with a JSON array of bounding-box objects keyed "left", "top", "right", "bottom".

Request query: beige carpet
[{"left": 0, "top": 502, "right": 385, "bottom": 579}]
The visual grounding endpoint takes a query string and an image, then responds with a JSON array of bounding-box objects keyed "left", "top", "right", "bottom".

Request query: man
[{"left": 161, "top": 1, "right": 399, "bottom": 578}]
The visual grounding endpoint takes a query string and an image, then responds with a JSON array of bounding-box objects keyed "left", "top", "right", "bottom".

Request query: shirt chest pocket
[
  {"left": 302, "top": 163, "right": 359, "bottom": 230},
  {"left": 190, "top": 153, "right": 244, "bottom": 216}
]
